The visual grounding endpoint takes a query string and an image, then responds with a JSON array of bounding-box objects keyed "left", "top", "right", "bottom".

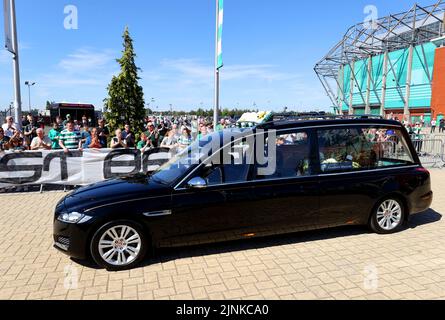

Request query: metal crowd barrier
[{"left": 411, "top": 138, "right": 445, "bottom": 168}]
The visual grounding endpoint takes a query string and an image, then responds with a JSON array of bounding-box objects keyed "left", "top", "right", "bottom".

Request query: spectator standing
[
  {"left": 81, "top": 115, "right": 88, "bottom": 128},
  {"left": 111, "top": 129, "right": 126, "bottom": 149},
  {"left": 137, "top": 133, "right": 151, "bottom": 153},
  {"left": 81, "top": 124, "right": 91, "bottom": 148},
  {"left": 158, "top": 123, "right": 168, "bottom": 143},
  {"left": 30, "top": 128, "right": 51, "bottom": 150},
  {"left": 59, "top": 122, "right": 83, "bottom": 153},
  {"left": 0, "top": 127, "right": 11, "bottom": 151},
  {"left": 171, "top": 124, "right": 180, "bottom": 140},
  {"left": 431, "top": 119, "right": 437, "bottom": 134},
  {"left": 413, "top": 123, "right": 423, "bottom": 153},
  {"left": 145, "top": 123, "right": 159, "bottom": 148},
  {"left": 122, "top": 124, "right": 136, "bottom": 148},
  {"left": 37, "top": 114, "right": 45, "bottom": 129},
  {"left": 439, "top": 119, "right": 445, "bottom": 133},
  {"left": 2, "top": 116, "right": 20, "bottom": 138},
  {"left": 49, "top": 122, "right": 62, "bottom": 150},
  {"left": 178, "top": 128, "right": 193, "bottom": 150},
  {"left": 160, "top": 129, "right": 178, "bottom": 151},
  {"left": 96, "top": 119, "right": 110, "bottom": 148},
  {"left": 21, "top": 115, "right": 28, "bottom": 128},
  {"left": 24, "top": 115, "right": 38, "bottom": 147},
  {"left": 198, "top": 124, "right": 209, "bottom": 140},
  {"left": 73, "top": 120, "right": 81, "bottom": 132},
  {"left": 85, "top": 128, "right": 102, "bottom": 149},
  {"left": 216, "top": 119, "right": 226, "bottom": 132},
  {"left": 56, "top": 116, "right": 64, "bottom": 131},
  {"left": 62, "top": 114, "right": 72, "bottom": 128}
]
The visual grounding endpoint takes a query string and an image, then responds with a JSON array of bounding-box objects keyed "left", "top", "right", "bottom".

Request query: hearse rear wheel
[
  {"left": 90, "top": 220, "right": 147, "bottom": 271},
  {"left": 370, "top": 198, "right": 406, "bottom": 234}
]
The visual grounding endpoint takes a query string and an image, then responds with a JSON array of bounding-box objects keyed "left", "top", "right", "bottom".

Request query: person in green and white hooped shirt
[{"left": 59, "top": 121, "right": 83, "bottom": 153}]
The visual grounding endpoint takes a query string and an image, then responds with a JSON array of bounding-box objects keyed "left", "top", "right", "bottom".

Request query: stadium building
[{"left": 315, "top": 1, "right": 445, "bottom": 124}]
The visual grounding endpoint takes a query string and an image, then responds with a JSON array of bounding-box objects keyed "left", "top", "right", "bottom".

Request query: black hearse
[{"left": 54, "top": 116, "right": 433, "bottom": 270}]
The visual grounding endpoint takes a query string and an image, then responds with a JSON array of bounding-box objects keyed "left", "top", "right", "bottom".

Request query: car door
[
  {"left": 160, "top": 137, "right": 257, "bottom": 247},
  {"left": 248, "top": 128, "right": 320, "bottom": 234}
]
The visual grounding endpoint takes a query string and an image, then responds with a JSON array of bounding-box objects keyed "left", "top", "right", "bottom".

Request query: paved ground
[{"left": 0, "top": 170, "right": 444, "bottom": 300}]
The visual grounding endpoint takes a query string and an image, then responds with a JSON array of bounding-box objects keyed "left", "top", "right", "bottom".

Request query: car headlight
[{"left": 58, "top": 212, "right": 92, "bottom": 224}]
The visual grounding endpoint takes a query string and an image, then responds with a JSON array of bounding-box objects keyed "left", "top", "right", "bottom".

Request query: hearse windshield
[{"left": 151, "top": 130, "right": 249, "bottom": 186}]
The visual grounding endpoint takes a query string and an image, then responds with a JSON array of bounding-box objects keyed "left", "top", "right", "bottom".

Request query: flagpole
[
  {"left": 9, "top": 0, "right": 22, "bottom": 131},
  {"left": 213, "top": 0, "right": 220, "bottom": 130}
]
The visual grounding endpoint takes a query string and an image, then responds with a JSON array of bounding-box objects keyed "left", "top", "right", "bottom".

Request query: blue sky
[{"left": 0, "top": 0, "right": 438, "bottom": 112}]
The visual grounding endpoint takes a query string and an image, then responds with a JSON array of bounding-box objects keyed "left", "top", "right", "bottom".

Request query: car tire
[
  {"left": 369, "top": 197, "right": 406, "bottom": 234},
  {"left": 90, "top": 220, "right": 148, "bottom": 271}
]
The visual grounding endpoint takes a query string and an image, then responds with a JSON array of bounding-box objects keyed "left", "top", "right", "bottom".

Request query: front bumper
[{"left": 53, "top": 219, "right": 92, "bottom": 260}]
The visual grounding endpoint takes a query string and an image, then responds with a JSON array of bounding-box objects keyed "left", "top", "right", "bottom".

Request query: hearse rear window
[{"left": 317, "top": 126, "right": 416, "bottom": 173}]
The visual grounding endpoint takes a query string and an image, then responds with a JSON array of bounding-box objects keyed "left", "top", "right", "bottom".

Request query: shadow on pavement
[
  {"left": 147, "top": 209, "right": 443, "bottom": 268},
  {"left": 71, "top": 209, "right": 442, "bottom": 271},
  {"left": 407, "top": 209, "right": 442, "bottom": 229}
]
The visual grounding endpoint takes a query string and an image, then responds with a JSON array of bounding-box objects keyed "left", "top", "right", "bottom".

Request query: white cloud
[
  {"left": 40, "top": 48, "right": 117, "bottom": 88},
  {"left": 1, "top": 52, "right": 330, "bottom": 112},
  {"left": 141, "top": 58, "right": 320, "bottom": 110},
  {"left": 58, "top": 48, "right": 116, "bottom": 74},
  {"left": 26, "top": 48, "right": 119, "bottom": 108}
]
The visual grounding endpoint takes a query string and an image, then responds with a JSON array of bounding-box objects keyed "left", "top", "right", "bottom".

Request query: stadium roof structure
[{"left": 314, "top": 0, "right": 445, "bottom": 111}]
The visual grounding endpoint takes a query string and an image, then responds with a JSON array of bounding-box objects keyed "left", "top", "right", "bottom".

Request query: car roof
[{"left": 256, "top": 118, "right": 403, "bottom": 131}]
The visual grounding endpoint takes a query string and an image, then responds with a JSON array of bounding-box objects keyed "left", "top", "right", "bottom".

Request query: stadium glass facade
[
  {"left": 315, "top": 1, "right": 445, "bottom": 125},
  {"left": 339, "top": 42, "right": 438, "bottom": 123}
]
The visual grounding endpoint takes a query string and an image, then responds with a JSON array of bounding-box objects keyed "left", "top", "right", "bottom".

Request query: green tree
[
  {"left": 104, "top": 27, "right": 145, "bottom": 132},
  {"left": 45, "top": 101, "right": 55, "bottom": 110}
]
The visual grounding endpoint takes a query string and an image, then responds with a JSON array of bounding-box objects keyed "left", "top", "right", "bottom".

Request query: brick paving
[{"left": 0, "top": 170, "right": 444, "bottom": 300}]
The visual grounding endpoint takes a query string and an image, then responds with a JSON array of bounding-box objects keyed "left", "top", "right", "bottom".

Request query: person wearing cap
[{"left": 63, "top": 114, "right": 72, "bottom": 129}]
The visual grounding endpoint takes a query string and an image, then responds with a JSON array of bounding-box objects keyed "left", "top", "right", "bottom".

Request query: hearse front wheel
[
  {"left": 90, "top": 220, "right": 147, "bottom": 271},
  {"left": 370, "top": 198, "right": 406, "bottom": 234}
]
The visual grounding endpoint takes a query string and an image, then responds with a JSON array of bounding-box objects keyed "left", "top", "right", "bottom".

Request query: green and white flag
[
  {"left": 3, "top": 0, "right": 13, "bottom": 54},
  {"left": 216, "top": 0, "right": 224, "bottom": 69}
]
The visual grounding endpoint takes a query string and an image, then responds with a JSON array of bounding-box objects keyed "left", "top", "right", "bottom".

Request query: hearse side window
[
  {"left": 197, "top": 138, "right": 254, "bottom": 186},
  {"left": 317, "top": 126, "right": 416, "bottom": 174},
  {"left": 254, "top": 130, "right": 312, "bottom": 180}
]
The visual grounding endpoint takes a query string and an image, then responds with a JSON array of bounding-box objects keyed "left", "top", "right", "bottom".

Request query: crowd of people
[
  {"left": 2, "top": 112, "right": 445, "bottom": 154},
  {"left": 0, "top": 114, "right": 235, "bottom": 153}
]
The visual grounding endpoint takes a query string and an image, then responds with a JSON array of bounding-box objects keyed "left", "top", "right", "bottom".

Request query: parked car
[{"left": 54, "top": 117, "right": 433, "bottom": 270}]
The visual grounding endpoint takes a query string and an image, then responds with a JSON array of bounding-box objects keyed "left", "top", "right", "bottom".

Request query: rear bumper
[{"left": 410, "top": 191, "right": 433, "bottom": 215}]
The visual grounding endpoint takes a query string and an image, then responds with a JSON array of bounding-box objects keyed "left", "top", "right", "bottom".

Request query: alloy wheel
[
  {"left": 376, "top": 200, "right": 403, "bottom": 231},
  {"left": 98, "top": 225, "right": 142, "bottom": 267}
]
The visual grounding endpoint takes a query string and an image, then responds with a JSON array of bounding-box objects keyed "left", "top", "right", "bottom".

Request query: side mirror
[{"left": 187, "top": 177, "right": 207, "bottom": 190}]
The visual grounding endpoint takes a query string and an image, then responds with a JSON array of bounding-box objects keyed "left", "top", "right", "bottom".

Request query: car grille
[{"left": 55, "top": 236, "right": 70, "bottom": 251}]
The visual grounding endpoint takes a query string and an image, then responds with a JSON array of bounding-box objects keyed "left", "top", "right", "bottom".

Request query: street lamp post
[
  {"left": 146, "top": 98, "right": 155, "bottom": 115},
  {"left": 25, "top": 81, "right": 36, "bottom": 113}
]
